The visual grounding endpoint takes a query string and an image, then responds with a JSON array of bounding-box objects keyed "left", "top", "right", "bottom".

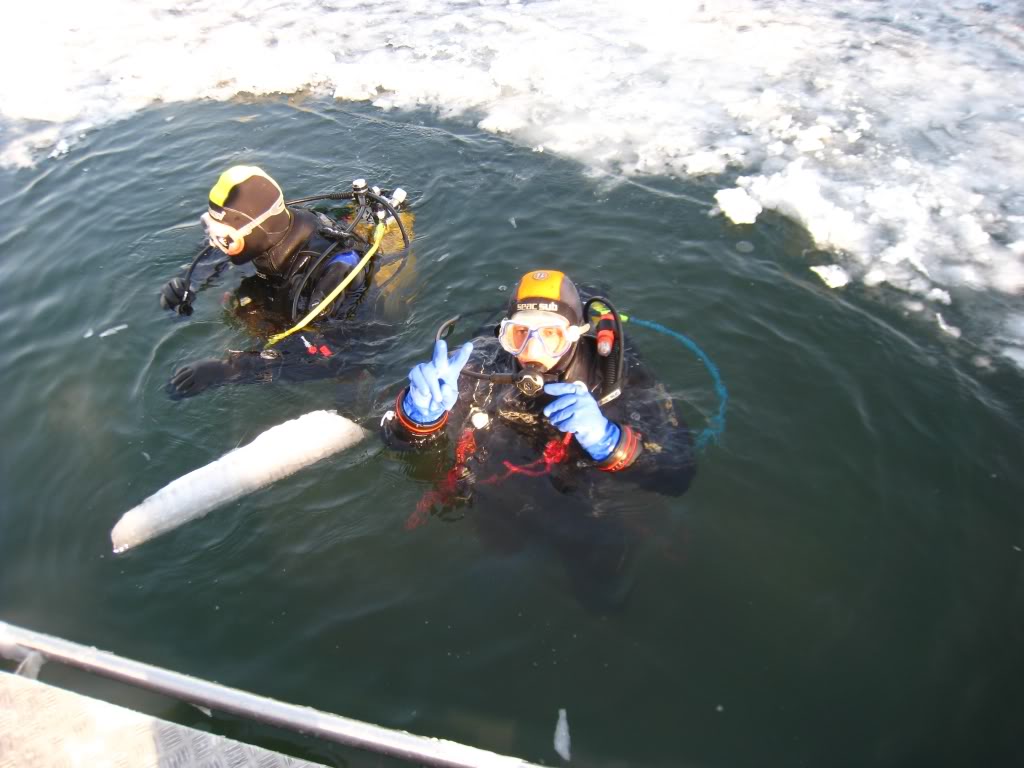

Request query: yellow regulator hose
[{"left": 265, "top": 222, "right": 386, "bottom": 348}]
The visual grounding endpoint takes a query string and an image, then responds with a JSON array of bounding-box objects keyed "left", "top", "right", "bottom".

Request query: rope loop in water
[{"left": 628, "top": 317, "right": 727, "bottom": 452}]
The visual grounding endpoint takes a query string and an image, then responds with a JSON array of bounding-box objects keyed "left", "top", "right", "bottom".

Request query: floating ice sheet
[
  {"left": 98, "top": 324, "right": 128, "bottom": 338},
  {"left": 2, "top": 0, "right": 1022, "bottom": 363},
  {"left": 554, "top": 708, "right": 570, "bottom": 761},
  {"left": 810, "top": 264, "right": 851, "bottom": 289},
  {"left": 715, "top": 188, "right": 762, "bottom": 225}
]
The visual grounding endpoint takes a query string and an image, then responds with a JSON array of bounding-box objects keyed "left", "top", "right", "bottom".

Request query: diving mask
[
  {"left": 201, "top": 194, "right": 287, "bottom": 252},
  {"left": 497, "top": 313, "right": 588, "bottom": 359}
]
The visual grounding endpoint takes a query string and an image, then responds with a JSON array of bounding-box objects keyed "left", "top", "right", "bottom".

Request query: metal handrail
[{"left": 0, "top": 621, "right": 543, "bottom": 768}]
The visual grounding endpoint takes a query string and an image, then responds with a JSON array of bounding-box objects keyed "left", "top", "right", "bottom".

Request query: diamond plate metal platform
[{"left": 0, "top": 671, "right": 328, "bottom": 768}]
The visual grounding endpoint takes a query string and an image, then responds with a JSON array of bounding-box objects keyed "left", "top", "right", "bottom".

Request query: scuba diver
[
  {"left": 159, "top": 165, "right": 414, "bottom": 397},
  {"left": 381, "top": 269, "right": 696, "bottom": 611}
]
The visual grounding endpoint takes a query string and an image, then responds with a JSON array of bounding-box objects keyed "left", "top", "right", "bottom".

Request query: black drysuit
[{"left": 382, "top": 334, "right": 696, "bottom": 611}]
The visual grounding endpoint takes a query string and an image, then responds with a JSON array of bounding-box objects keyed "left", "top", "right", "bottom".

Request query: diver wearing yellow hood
[{"left": 159, "top": 165, "right": 413, "bottom": 397}]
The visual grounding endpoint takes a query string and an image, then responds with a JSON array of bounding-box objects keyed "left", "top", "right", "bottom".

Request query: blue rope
[{"left": 628, "top": 318, "right": 727, "bottom": 452}]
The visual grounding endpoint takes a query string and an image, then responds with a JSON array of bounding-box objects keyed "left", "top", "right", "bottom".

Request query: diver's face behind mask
[
  {"left": 500, "top": 310, "right": 587, "bottom": 372},
  {"left": 200, "top": 194, "right": 286, "bottom": 257}
]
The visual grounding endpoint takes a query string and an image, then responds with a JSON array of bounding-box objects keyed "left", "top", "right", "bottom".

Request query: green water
[{"left": 1, "top": 99, "right": 1021, "bottom": 767}]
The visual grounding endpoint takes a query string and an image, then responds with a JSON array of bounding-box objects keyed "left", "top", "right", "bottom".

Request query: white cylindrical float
[{"left": 111, "top": 410, "right": 367, "bottom": 553}]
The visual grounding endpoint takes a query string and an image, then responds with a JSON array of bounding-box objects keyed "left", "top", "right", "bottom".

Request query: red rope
[{"left": 407, "top": 430, "right": 574, "bottom": 529}]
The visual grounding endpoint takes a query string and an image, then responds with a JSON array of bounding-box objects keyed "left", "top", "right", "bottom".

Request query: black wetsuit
[
  {"left": 167, "top": 206, "right": 411, "bottom": 398},
  {"left": 382, "top": 334, "right": 696, "bottom": 611},
  {"left": 238, "top": 207, "right": 379, "bottom": 324}
]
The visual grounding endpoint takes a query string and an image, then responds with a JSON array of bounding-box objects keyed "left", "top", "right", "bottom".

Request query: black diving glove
[
  {"left": 159, "top": 277, "right": 190, "bottom": 311},
  {"left": 168, "top": 358, "right": 240, "bottom": 398}
]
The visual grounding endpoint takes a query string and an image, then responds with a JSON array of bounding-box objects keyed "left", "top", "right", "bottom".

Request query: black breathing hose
[
  {"left": 585, "top": 296, "right": 625, "bottom": 403},
  {"left": 283, "top": 189, "right": 412, "bottom": 321},
  {"left": 289, "top": 241, "right": 342, "bottom": 322},
  {"left": 286, "top": 190, "right": 411, "bottom": 250},
  {"left": 176, "top": 245, "right": 215, "bottom": 316}
]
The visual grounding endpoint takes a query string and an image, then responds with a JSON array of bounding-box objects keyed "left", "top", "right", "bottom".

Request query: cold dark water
[{"left": 1, "top": 99, "right": 1022, "bottom": 767}]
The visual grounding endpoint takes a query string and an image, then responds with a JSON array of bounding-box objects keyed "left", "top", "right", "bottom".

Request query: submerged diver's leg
[
  {"left": 473, "top": 503, "right": 528, "bottom": 556},
  {"left": 545, "top": 508, "right": 636, "bottom": 614},
  {"left": 167, "top": 257, "right": 412, "bottom": 399},
  {"left": 167, "top": 319, "right": 405, "bottom": 399}
]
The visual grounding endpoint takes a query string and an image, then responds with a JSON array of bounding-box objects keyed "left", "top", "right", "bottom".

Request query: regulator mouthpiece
[
  {"left": 515, "top": 364, "right": 558, "bottom": 397},
  {"left": 516, "top": 370, "right": 545, "bottom": 396}
]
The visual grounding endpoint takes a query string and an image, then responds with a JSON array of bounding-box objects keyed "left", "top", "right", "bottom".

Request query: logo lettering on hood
[{"left": 516, "top": 301, "right": 560, "bottom": 312}]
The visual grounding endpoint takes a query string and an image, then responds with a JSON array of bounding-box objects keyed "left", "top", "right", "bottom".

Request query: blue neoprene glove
[
  {"left": 543, "top": 381, "right": 621, "bottom": 461},
  {"left": 403, "top": 339, "right": 474, "bottom": 424}
]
